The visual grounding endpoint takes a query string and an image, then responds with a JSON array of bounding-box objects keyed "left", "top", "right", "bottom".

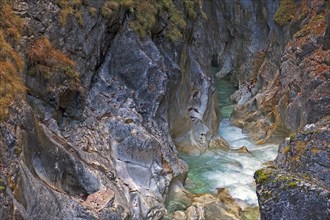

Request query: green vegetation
[
  {"left": 290, "top": 141, "right": 307, "bottom": 161},
  {"left": 289, "top": 133, "right": 296, "bottom": 142},
  {"left": 0, "top": 178, "right": 6, "bottom": 191},
  {"left": 255, "top": 169, "right": 272, "bottom": 184},
  {"left": 282, "top": 145, "right": 291, "bottom": 154},
  {"left": 57, "top": 0, "right": 205, "bottom": 41},
  {"left": 274, "top": 0, "right": 296, "bottom": 26},
  {"left": 103, "top": 0, "right": 204, "bottom": 40},
  {"left": 0, "top": 1, "right": 26, "bottom": 121},
  {"left": 56, "top": 0, "right": 85, "bottom": 26},
  {"left": 288, "top": 181, "right": 298, "bottom": 188},
  {"left": 311, "top": 148, "right": 321, "bottom": 154},
  {"left": 273, "top": 174, "right": 302, "bottom": 190},
  {"left": 295, "top": 14, "right": 327, "bottom": 37}
]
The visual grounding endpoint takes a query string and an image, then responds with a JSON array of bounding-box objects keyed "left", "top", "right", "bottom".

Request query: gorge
[{"left": 0, "top": 0, "right": 329, "bottom": 219}]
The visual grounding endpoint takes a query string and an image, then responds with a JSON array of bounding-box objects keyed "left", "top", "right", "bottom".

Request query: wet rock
[
  {"left": 192, "top": 193, "right": 242, "bottom": 220},
  {"left": 173, "top": 211, "right": 186, "bottom": 220},
  {"left": 204, "top": 0, "right": 280, "bottom": 84},
  {"left": 209, "top": 136, "right": 230, "bottom": 151},
  {"left": 241, "top": 206, "right": 260, "bottom": 220},
  {"left": 165, "top": 184, "right": 243, "bottom": 220},
  {"left": 1, "top": 0, "right": 328, "bottom": 219},
  {"left": 185, "top": 205, "right": 200, "bottom": 220},
  {"left": 165, "top": 181, "right": 192, "bottom": 214},
  {"left": 235, "top": 146, "right": 251, "bottom": 154}
]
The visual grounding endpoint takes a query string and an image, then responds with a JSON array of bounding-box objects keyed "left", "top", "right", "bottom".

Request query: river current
[{"left": 181, "top": 78, "right": 279, "bottom": 207}]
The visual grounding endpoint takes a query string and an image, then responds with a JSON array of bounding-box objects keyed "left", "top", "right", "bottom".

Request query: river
[{"left": 180, "top": 77, "right": 279, "bottom": 209}]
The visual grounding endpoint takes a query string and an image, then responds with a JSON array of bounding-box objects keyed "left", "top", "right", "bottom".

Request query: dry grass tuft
[
  {"left": 27, "top": 37, "right": 81, "bottom": 90},
  {"left": 101, "top": 0, "right": 205, "bottom": 41},
  {"left": 0, "top": 1, "right": 25, "bottom": 121},
  {"left": 27, "top": 37, "right": 74, "bottom": 67}
]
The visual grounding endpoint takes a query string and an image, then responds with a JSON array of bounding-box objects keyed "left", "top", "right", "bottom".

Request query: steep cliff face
[
  {"left": 0, "top": 0, "right": 221, "bottom": 219},
  {"left": 230, "top": 0, "right": 329, "bottom": 143},
  {"left": 168, "top": 0, "right": 283, "bottom": 154},
  {"left": 167, "top": 9, "right": 220, "bottom": 156},
  {"left": 206, "top": 0, "right": 282, "bottom": 84},
  {"left": 249, "top": 0, "right": 330, "bottom": 219},
  {"left": 188, "top": 0, "right": 329, "bottom": 219},
  {"left": 1, "top": 0, "right": 329, "bottom": 219},
  {"left": 255, "top": 127, "right": 330, "bottom": 219}
]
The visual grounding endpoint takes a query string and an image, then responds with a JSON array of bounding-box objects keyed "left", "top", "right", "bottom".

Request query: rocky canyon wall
[
  {"left": 0, "top": 0, "right": 329, "bottom": 219},
  {"left": 205, "top": 0, "right": 329, "bottom": 218},
  {"left": 252, "top": 1, "right": 330, "bottom": 219},
  {"left": 229, "top": 0, "right": 329, "bottom": 144},
  {"left": 183, "top": 0, "right": 330, "bottom": 219},
  {"left": 0, "top": 0, "right": 221, "bottom": 219}
]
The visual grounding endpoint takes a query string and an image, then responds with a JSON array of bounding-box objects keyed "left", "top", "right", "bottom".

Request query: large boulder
[{"left": 255, "top": 128, "right": 330, "bottom": 220}]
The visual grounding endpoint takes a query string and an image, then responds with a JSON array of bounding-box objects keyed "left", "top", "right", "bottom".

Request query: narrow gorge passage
[
  {"left": 1, "top": 0, "right": 328, "bottom": 219},
  {"left": 180, "top": 70, "right": 280, "bottom": 210}
]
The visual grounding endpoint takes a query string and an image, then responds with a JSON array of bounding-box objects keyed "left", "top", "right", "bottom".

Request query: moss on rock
[
  {"left": 274, "top": 0, "right": 296, "bottom": 26},
  {"left": 255, "top": 169, "right": 272, "bottom": 184}
]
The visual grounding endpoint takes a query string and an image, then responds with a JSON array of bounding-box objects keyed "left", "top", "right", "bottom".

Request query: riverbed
[{"left": 181, "top": 78, "right": 279, "bottom": 208}]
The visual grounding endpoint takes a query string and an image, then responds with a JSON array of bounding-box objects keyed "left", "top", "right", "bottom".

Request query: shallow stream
[{"left": 181, "top": 78, "right": 279, "bottom": 207}]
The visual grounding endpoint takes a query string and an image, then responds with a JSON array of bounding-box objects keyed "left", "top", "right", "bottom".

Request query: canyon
[{"left": 0, "top": 0, "right": 329, "bottom": 219}]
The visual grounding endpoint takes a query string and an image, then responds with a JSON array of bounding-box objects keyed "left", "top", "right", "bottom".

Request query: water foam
[{"left": 183, "top": 119, "right": 279, "bottom": 206}]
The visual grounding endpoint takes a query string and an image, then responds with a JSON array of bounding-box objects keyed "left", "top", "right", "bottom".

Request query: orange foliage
[
  {"left": 26, "top": 37, "right": 81, "bottom": 91},
  {"left": 0, "top": 2, "right": 24, "bottom": 42},
  {"left": 27, "top": 37, "right": 75, "bottom": 67},
  {"left": 0, "top": 1, "right": 25, "bottom": 120}
]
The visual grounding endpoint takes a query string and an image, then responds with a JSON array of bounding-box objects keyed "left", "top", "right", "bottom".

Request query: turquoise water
[
  {"left": 215, "top": 78, "right": 237, "bottom": 118},
  {"left": 181, "top": 78, "right": 279, "bottom": 207}
]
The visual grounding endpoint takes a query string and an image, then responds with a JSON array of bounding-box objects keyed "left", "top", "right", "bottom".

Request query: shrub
[
  {"left": 184, "top": 0, "right": 205, "bottom": 19},
  {"left": 57, "top": 0, "right": 205, "bottom": 40},
  {"left": 27, "top": 37, "right": 81, "bottom": 89},
  {"left": 27, "top": 37, "right": 74, "bottom": 67},
  {"left": 57, "top": 0, "right": 86, "bottom": 26},
  {"left": 295, "top": 14, "right": 327, "bottom": 37},
  {"left": 274, "top": 0, "right": 296, "bottom": 26},
  {"left": 0, "top": 1, "right": 25, "bottom": 121},
  {"left": 89, "top": 7, "right": 97, "bottom": 17},
  {"left": 102, "top": 0, "right": 205, "bottom": 40}
]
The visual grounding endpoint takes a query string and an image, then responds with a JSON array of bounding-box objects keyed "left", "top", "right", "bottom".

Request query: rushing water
[{"left": 181, "top": 78, "right": 279, "bottom": 207}]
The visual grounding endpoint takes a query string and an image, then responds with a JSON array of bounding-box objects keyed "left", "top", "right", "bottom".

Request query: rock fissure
[{"left": 0, "top": 0, "right": 329, "bottom": 219}]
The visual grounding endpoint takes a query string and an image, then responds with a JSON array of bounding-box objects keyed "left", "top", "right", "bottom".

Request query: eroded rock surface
[
  {"left": 1, "top": 0, "right": 329, "bottom": 219},
  {"left": 250, "top": 2, "right": 330, "bottom": 218},
  {"left": 0, "top": 0, "right": 221, "bottom": 219},
  {"left": 255, "top": 128, "right": 330, "bottom": 220},
  {"left": 164, "top": 181, "right": 243, "bottom": 220},
  {"left": 200, "top": 0, "right": 330, "bottom": 219},
  {"left": 230, "top": 0, "right": 330, "bottom": 143}
]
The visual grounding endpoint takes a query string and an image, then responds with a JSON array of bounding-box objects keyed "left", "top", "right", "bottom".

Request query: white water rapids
[{"left": 181, "top": 78, "right": 279, "bottom": 207}]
